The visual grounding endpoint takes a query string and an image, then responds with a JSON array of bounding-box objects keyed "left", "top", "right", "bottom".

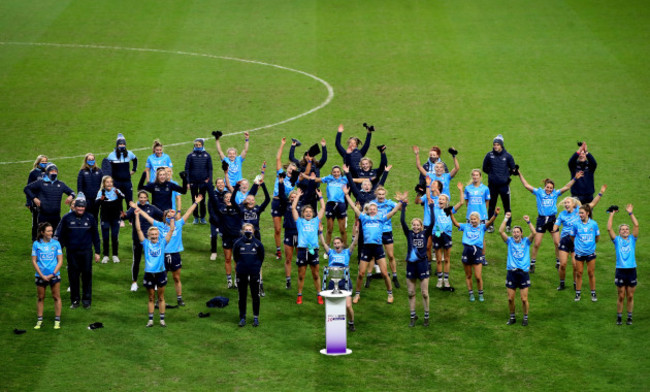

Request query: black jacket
[
  {"left": 482, "top": 148, "right": 516, "bottom": 186},
  {"left": 233, "top": 236, "right": 264, "bottom": 274},
  {"left": 55, "top": 211, "right": 100, "bottom": 253},
  {"left": 24, "top": 179, "right": 75, "bottom": 216},
  {"left": 185, "top": 150, "right": 213, "bottom": 184},
  {"left": 77, "top": 168, "right": 104, "bottom": 208},
  {"left": 568, "top": 152, "right": 597, "bottom": 196}
]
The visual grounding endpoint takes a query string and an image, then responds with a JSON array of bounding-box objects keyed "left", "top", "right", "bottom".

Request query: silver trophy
[{"left": 329, "top": 267, "right": 344, "bottom": 294}]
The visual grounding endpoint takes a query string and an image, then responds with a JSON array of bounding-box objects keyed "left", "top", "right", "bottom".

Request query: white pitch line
[{"left": 0, "top": 41, "right": 335, "bottom": 165}]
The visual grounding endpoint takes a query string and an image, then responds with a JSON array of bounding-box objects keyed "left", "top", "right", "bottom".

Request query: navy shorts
[
  {"left": 327, "top": 278, "right": 352, "bottom": 291},
  {"left": 558, "top": 236, "right": 574, "bottom": 253},
  {"left": 143, "top": 271, "right": 168, "bottom": 289},
  {"left": 575, "top": 253, "right": 596, "bottom": 262},
  {"left": 35, "top": 275, "right": 61, "bottom": 287},
  {"left": 461, "top": 245, "right": 485, "bottom": 265},
  {"left": 432, "top": 232, "right": 453, "bottom": 250},
  {"left": 284, "top": 230, "right": 298, "bottom": 247},
  {"left": 222, "top": 234, "right": 238, "bottom": 249},
  {"left": 361, "top": 244, "right": 386, "bottom": 262},
  {"left": 506, "top": 269, "right": 531, "bottom": 289},
  {"left": 165, "top": 253, "right": 182, "bottom": 272},
  {"left": 615, "top": 268, "right": 637, "bottom": 287},
  {"left": 271, "top": 198, "right": 283, "bottom": 218},
  {"left": 406, "top": 261, "right": 430, "bottom": 280},
  {"left": 381, "top": 232, "right": 394, "bottom": 245},
  {"left": 424, "top": 224, "right": 433, "bottom": 240},
  {"left": 536, "top": 215, "right": 556, "bottom": 234},
  {"left": 296, "top": 248, "right": 319, "bottom": 266},
  {"left": 325, "top": 201, "right": 347, "bottom": 219}
]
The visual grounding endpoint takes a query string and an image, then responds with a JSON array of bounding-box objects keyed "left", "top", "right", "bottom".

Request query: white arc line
[{"left": 0, "top": 41, "right": 335, "bottom": 165}]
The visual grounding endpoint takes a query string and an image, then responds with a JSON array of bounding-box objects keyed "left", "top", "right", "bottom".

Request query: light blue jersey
[
  {"left": 507, "top": 237, "right": 531, "bottom": 271},
  {"left": 613, "top": 235, "right": 636, "bottom": 269},
  {"left": 432, "top": 199, "right": 454, "bottom": 236},
  {"left": 572, "top": 219, "right": 600, "bottom": 256},
  {"left": 154, "top": 219, "right": 186, "bottom": 253},
  {"left": 427, "top": 172, "right": 451, "bottom": 197},
  {"left": 223, "top": 156, "right": 245, "bottom": 184},
  {"left": 107, "top": 150, "right": 137, "bottom": 162},
  {"left": 327, "top": 248, "right": 351, "bottom": 268},
  {"left": 322, "top": 175, "right": 348, "bottom": 203},
  {"left": 32, "top": 239, "right": 62, "bottom": 277},
  {"left": 458, "top": 223, "right": 486, "bottom": 247},
  {"left": 145, "top": 153, "right": 173, "bottom": 182},
  {"left": 419, "top": 196, "right": 432, "bottom": 227},
  {"left": 464, "top": 183, "right": 490, "bottom": 220},
  {"left": 359, "top": 213, "right": 386, "bottom": 245},
  {"left": 96, "top": 188, "right": 121, "bottom": 201},
  {"left": 374, "top": 199, "right": 396, "bottom": 232},
  {"left": 273, "top": 169, "right": 294, "bottom": 197},
  {"left": 297, "top": 217, "right": 320, "bottom": 249},
  {"left": 142, "top": 238, "right": 167, "bottom": 273},
  {"left": 556, "top": 209, "right": 579, "bottom": 238},
  {"left": 170, "top": 180, "right": 180, "bottom": 211},
  {"left": 533, "top": 188, "right": 561, "bottom": 216},
  {"left": 235, "top": 189, "right": 250, "bottom": 205}
]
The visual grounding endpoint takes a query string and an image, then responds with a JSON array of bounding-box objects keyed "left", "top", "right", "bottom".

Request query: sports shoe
[
  {"left": 627, "top": 317, "right": 633, "bottom": 325},
  {"left": 260, "top": 284, "right": 265, "bottom": 297},
  {"left": 296, "top": 296, "right": 303, "bottom": 305},
  {"left": 70, "top": 301, "right": 80, "bottom": 309},
  {"left": 392, "top": 276, "right": 401, "bottom": 289},
  {"left": 130, "top": 282, "right": 138, "bottom": 292},
  {"left": 193, "top": 218, "right": 199, "bottom": 225},
  {"left": 529, "top": 264, "right": 535, "bottom": 273},
  {"left": 200, "top": 218, "right": 207, "bottom": 224},
  {"left": 616, "top": 316, "right": 622, "bottom": 325},
  {"left": 253, "top": 318, "right": 259, "bottom": 327},
  {"left": 317, "top": 295, "right": 324, "bottom": 305},
  {"left": 436, "top": 278, "right": 443, "bottom": 288},
  {"left": 160, "top": 320, "right": 167, "bottom": 327},
  {"left": 177, "top": 299, "right": 186, "bottom": 307},
  {"left": 469, "top": 293, "right": 475, "bottom": 302},
  {"left": 234, "top": 280, "right": 238, "bottom": 289},
  {"left": 54, "top": 321, "right": 61, "bottom": 330},
  {"left": 555, "top": 260, "right": 560, "bottom": 270},
  {"left": 386, "top": 294, "right": 394, "bottom": 304},
  {"left": 67, "top": 286, "right": 70, "bottom": 292},
  {"left": 522, "top": 319, "right": 529, "bottom": 327},
  {"left": 364, "top": 276, "right": 371, "bottom": 288},
  {"left": 443, "top": 279, "right": 451, "bottom": 288},
  {"left": 557, "top": 282, "right": 565, "bottom": 291},
  {"left": 101, "top": 256, "right": 109, "bottom": 264},
  {"left": 486, "top": 226, "right": 495, "bottom": 233},
  {"left": 348, "top": 323, "right": 356, "bottom": 332},
  {"left": 506, "top": 317, "right": 517, "bottom": 325},
  {"left": 285, "top": 280, "right": 291, "bottom": 290},
  {"left": 482, "top": 259, "right": 488, "bottom": 266},
  {"left": 112, "top": 255, "right": 120, "bottom": 263},
  {"left": 591, "top": 293, "right": 598, "bottom": 302},
  {"left": 574, "top": 293, "right": 581, "bottom": 302},
  {"left": 409, "top": 315, "right": 418, "bottom": 327},
  {"left": 146, "top": 320, "right": 154, "bottom": 328},
  {"left": 227, "top": 280, "right": 233, "bottom": 289},
  {"left": 34, "top": 320, "right": 43, "bottom": 330},
  {"left": 423, "top": 318, "right": 430, "bottom": 327},
  {"left": 210, "top": 253, "right": 217, "bottom": 261},
  {"left": 352, "top": 294, "right": 360, "bottom": 304},
  {"left": 275, "top": 250, "right": 281, "bottom": 260},
  {"left": 83, "top": 303, "right": 91, "bottom": 309},
  {"left": 478, "top": 294, "right": 485, "bottom": 302}
]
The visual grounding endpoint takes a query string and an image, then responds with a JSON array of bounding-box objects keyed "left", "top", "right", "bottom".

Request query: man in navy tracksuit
[
  {"left": 568, "top": 142, "right": 597, "bottom": 204},
  {"left": 185, "top": 138, "right": 213, "bottom": 224},
  {"left": 24, "top": 163, "right": 75, "bottom": 230},
  {"left": 482, "top": 135, "right": 516, "bottom": 231},
  {"left": 105, "top": 133, "right": 138, "bottom": 205},
  {"left": 55, "top": 193, "right": 101, "bottom": 309},
  {"left": 234, "top": 224, "right": 265, "bottom": 327}
]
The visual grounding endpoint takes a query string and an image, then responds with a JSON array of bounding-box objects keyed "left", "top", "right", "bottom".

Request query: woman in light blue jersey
[
  {"left": 499, "top": 212, "right": 536, "bottom": 326},
  {"left": 320, "top": 230, "right": 358, "bottom": 332},
  {"left": 517, "top": 170, "right": 583, "bottom": 273},
  {"left": 314, "top": 166, "right": 349, "bottom": 247},
  {"left": 429, "top": 179, "right": 464, "bottom": 289},
  {"left": 464, "top": 169, "right": 490, "bottom": 223},
  {"left": 145, "top": 140, "right": 173, "bottom": 183},
  {"left": 571, "top": 205, "right": 600, "bottom": 302},
  {"left": 31, "top": 223, "right": 63, "bottom": 330},
  {"left": 607, "top": 204, "right": 639, "bottom": 325},
  {"left": 292, "top": 188, "right": 326, "bottom": 305},
  {"left": 271, "top": 138, "right": 299, "bottom": 260},
  {"left": 134, "top": 209, "right": 174, "bottom": 327},
  {"left": 215, "top": 131, "right": 250, "bottom": 185},
  {"left": 553, "top": 185, "right": 606, "bottom": 291},
  {"left": 450, "top": 207, "right": 499, "bottom": 302}
]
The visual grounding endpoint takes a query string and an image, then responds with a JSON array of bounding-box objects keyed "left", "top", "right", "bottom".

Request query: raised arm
[
  {"left": 291, "top": 188, "right": 302, "bottom": 221},
  {"left": 627, "top": 204, "right": 639, "bottom": 238},
  {"left": 523, "top": 215, "right": 535, "bottom": 242},
  {"left": 498, "top": 212, "right": 511, "bottom": 242},
  {"left": 517, "top": 171, "right": 535, "bottom": 193},
  {"left": 412, "top": 146, "right": 428, "bottom": 176},
  {"left": 587, "top": 184, "right": 607, "bottom": 210},
  {"left": 134, "top": 209, "right": 145, "bottom": 242},
  {"left": 258, "top": 182, "right": 271, "bottom": 212},
  {"left": 164, "top": 219, "right": 175, "bottom": 243},
  {"left": 559, "top": 171, "right": 583, "bottom": 194},
  {"left": 277, "top": 138, "right": 287, "bottom": 171},
  {"left": 385, "top": 196, "right": 404, "bottom": 220},
  {"left": 376, "top": 165, "right": 390, "bottom": 187},
  {"left": 137, "top": 171, "right": 148, "bottom": 191},
  {"left": 129, "top": 201, "right": 155, "bottom": 224},
  {"left": 241, "top": 132, "right": 250, "bottom": 159},
  {"left": 182, "top": 194, "right": 203, "bottom": 222},
  {"left": 486, "top": 207, "right": 501, "bottom": 228},
  {"left": 319, "top": 138, "right": 328, "bottom": 167},
  {"left": 359, "top": 130, "right": 372, "bottom": 156},
  {"left": 449, "top": 149, "right": 460, "bottom": 178},
  {"left": 400, "top": 202, "right": 410, "bottom": 236},
  {"left": 607, "top": 209, "right": 617, "bottom": 240},
  {"left": 316, "top": 188, "right": 326, "bottom": 221},
  {"left": 449, "top": 211, "right": 461, "bottom": 228},
  {"left": 348, "top": 223, "right": 359, "bottom": 254},
  {"left": 343, "top": 187, "right": 361, "bottom": 217},
  {"left": 215, "top": 138, "right": 226, "bottom": 160},
  {"left": 319, "top": 232, "right": 331, "bottom": 253},
  {"left": 335, "top": 125, "right": 347, "bottom": 158}
]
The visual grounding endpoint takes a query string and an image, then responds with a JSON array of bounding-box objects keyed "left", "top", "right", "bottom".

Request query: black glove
[
  {"left": 212, "top": 130, "right": 223, "bottom": 140},
  {"left": 414, "top": 184, "right": 425, "bottom": 196},
  {"left": 278, "top": 171, "right": 286, "bottom": 180},
  {"left": 307, "top": 143, "right": 321, "bottom": 158},
  {"left": 290, "top": 170, "right": 300, "bottom": 185},
  {"left": 606, "top": 205, "right": 619, "bottom": 213},
  {"left": 363, "top": 123, "right": 375, "bottom": 132},
  {"left": 88, "top": 322, "right": 104, "bottom": 330},
  {"left": 510, "top": 164, "right": 520, "bottom": 176},
  {"left": 198, "top": 312, "right": 211, "bottom": 318},
  {"left": 577, "top": 141, "right": 583, "bottom": 147},
  {"left": 101, "top": 189, "right": 106, "bottom": 197},
  {"left": 221, "top": 161, "right": 229, "bottom": 172},
  {"left": 443, "top": 206, "right": 454, "bottom": 216},
  {"left": 448, "top": 147, "right": 458, "bottom": 157},
  {"left": 179, "top": 171, "right": 187, "bottom": 181}
]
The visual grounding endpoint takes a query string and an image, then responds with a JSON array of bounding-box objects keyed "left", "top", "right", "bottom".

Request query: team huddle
[{"left": 26, "top": 128, "right": 640, "bottom": 330}]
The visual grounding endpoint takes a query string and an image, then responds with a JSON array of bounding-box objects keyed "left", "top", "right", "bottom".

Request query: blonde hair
[
  {"left": 146, "top": 226, "right": 159, "bottom": 237},
  {"left": 467, "top": 169, "right": 482, "bottom": 186},
  {"left": 558, "top": 196, "right": 581, "bottom": 209},
  {"left": 226, "top": 147, "right": 238, "bottom": 157},
  {"left": 152, "top": 139, "right": 163, "bottom": 153},
  {"left": 100, "top": 175, "right": 113, "bottom": 190},
  {"left": 411, "top": 217, "right": 423, "bottom": 227},
  {"left": 32, "top": 155, "right": 48, "bottom": 170},
  {"left": 360, "top": 157, "right": 373, "bottom": 167},
  {"left": 80, "top": 153, "right": 95, "bottom": 171},
  {"left": 469, "top": 211, "right": 481, "bottom": 220},
  {"left": 438, "top": 194, "right": 449, "bottom": 208},
  {"left": 374, "top": 186, "right": 387, "bottom": 196}
]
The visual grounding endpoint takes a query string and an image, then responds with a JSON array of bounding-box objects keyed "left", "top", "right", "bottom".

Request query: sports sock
[
  {"left": 54, "top": 316, "right": 61, "bottom": 322},
  {"left": 160, "top": 313, "right": 165, "bottom": 321},
  {"left": 149, "top": 313, "right": 154, "bottom": 321},
  {"left": 410, "top": 311, "right": 416, "bottom": 318}
]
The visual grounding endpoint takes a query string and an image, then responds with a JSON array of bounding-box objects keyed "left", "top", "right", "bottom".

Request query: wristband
[
  {"left": 194, "top": 202, "right": 198, "bottom": 206},
  {"left": 245, "top": 138, "right": 249, "bottom": 142},
  {"left": 571, "top": 177, "right": 576, "bottom": 181},
  {"left": 629, "top": 212, "right": 633, "bottom": 216},
  {"left": 525, "top": 221, "right": 531, "bottom": 225},
  {"left": 598, "top": 193, "right": 603, "bottom": 197}
]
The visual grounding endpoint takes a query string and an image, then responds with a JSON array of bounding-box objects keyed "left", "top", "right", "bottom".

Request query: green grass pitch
[{"left": 1, "top": 0, "right": 649, "bottom": 390}]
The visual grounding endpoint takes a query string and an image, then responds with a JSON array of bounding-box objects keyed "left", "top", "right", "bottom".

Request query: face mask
[
  {"left": 39, "top": 163, "right": 47, "bottom": 169},
  {"left": 166, "top": 217, "right": 172, "bottom": 224},
  {"left": 118, "top": 146, "right": 126, "bottom": 152},
  {"left": 87, "top": 160, "right": 95, "bottom": 166},
  {"left": 194, "top": 147, "right": 203, "bottom": 152},
  {"left": 244, "top": 231, "right": 253, "bottom": 239},
  {"left": 48, "top": 173, "right": 57, "bottom": 181}
]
